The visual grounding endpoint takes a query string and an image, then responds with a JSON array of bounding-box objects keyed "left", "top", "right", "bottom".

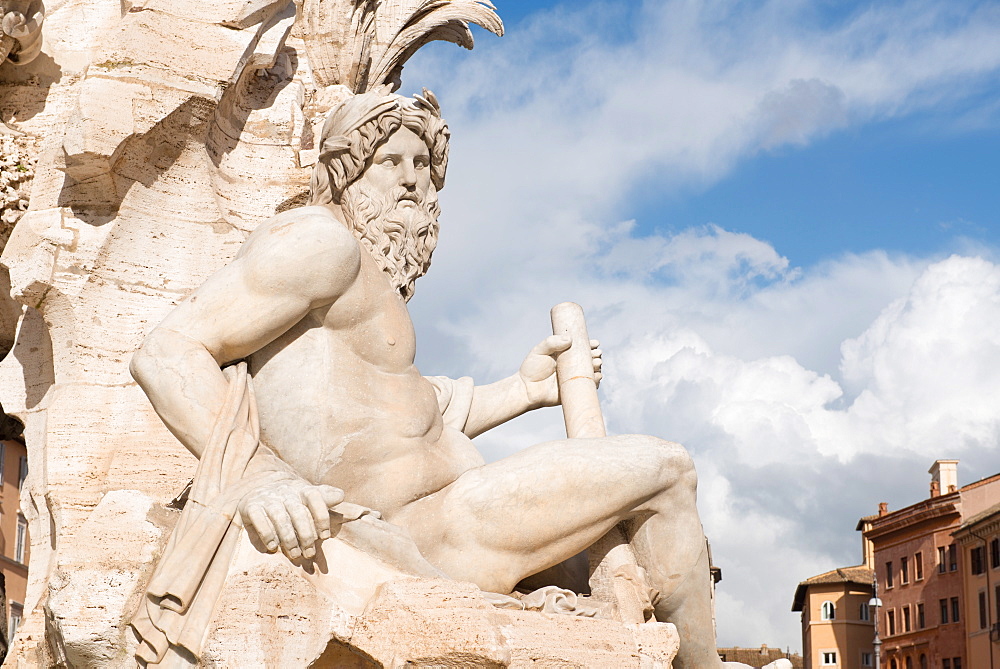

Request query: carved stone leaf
[
  {"left": 373, "top": 0, "right": 426, "bottom": 45},
  {"left": 369, "top": 0, "right": 503, "bottom": 90},
  {"left": 298, "top": 0, "right": 377, "bottom": 90},
  {"left": 299, "top": 0, "right": 502, "bottom": 92}
]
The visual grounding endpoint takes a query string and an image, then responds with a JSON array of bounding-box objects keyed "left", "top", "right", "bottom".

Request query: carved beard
[{"left": 340, "top": 178, "right": 441, "bottom": 301}]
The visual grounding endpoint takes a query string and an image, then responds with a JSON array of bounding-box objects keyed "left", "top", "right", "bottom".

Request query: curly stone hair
[{"left": 309, "top": 87, "right": 450, "bottom": 206}]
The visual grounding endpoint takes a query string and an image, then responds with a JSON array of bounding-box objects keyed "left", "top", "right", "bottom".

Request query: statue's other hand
[
  {"left": 591, "top": 339, "right": 603, "bottom": 386},
  {"left": 519, "top": 335, "right": 603, "bottom": 408},
  {"left": 238, "top": 480, "right": 345, "bottom": 560}
]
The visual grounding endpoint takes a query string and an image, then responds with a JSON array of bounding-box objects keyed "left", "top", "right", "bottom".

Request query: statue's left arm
[{"left": 460, "top": 336, "right": 602, "bottom": 439}]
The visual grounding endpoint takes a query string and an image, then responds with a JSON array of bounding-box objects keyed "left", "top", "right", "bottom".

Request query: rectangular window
[
  {"left": 972, "top": 546, "right": 985, "bottom": 575},
  {"left": 821, "top": 651, "right": 837, "bottom": 665},
  {"left": 939, "top": 546, "right": 948, "bottom": 573},
  {"left": 916, "top": 551, "right": 924, "bottom": 580},
  {"left": 861, "top": 652, "right": 872, "bottom": 667},
  {"left": 901, "top": 556, "right": 910, "bottom": 583},
  {"left": 954, "top": 658, "right": 962, "bottom": 669},
  {"left": 903, "top": 605, "right": 911, "bottom": 632},
  {"left": 995, "top": 585, "right": 1000, "bottom": 625},
  {"left": 943, "top": 660, "right": 951, "bottom": 669},
  {"left": 887, "top": 609, "right": 896, "bottom": 635},
  {"left": 18, "top": 455, "right": 27, "bottom": 489},
  {"left": 980, "top": 591, "right": 988, "bottom": 629},
  {"left": 918, "top": 602, "right": 925, "bottom": 629},
  {"left": 941, "top": 598, "right": 949, "bottom": 624},
  {"left": 950, "top": 544, "right": 959, "bottom": 571},
  {"left": 15, "top": 515, "right": 26, "bottom": 563},
  {"left": 860, "top": 602, "right": 870, "bottom": 621},
  {"left": 886, "top": 560, "right": 894, "bottom": 588},
  {"left": 952, "top": 596, "right": 961, "bottom": 622},
  {"left": 992, "top": 538, "right": 1000, "bottom": 569},
  {"left": 9, "top": 602, "right": 21, "bottom": 641}
]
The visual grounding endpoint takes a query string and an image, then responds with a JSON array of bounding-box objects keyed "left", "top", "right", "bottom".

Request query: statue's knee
[{"left": 643, "top": 437, "right": 697, "bottom": 494}]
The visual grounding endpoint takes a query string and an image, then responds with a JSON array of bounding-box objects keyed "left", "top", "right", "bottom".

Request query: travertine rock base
[
  {"left": 204, "top": 572, "right": 679, "bottom": 669},
  {"left": 343, "top": 580, "right": 679, "bottom": 669},
  {"left": 190, "top": 532, "right": 679, "bottom": 668}
]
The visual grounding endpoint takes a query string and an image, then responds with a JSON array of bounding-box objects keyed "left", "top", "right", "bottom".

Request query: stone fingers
[
  {"left": 242, "top": 483, "right": 348, "bottom": 560},
  {"left": 317, "top": 484, "right": 345, "bottom": 507},
  {"left": 243, "top": 502, "right": 280, "bottom": 553},
  {"left": 256, "top": 498, "right": 306, "bottom": 559},
  {"left": 284, "top": 498, "right": 319, "bottom": 559},
  {"left": 533, "top": 334, "right": 571, "bottom": 357},
  {"left": 590, "top": 340, "right": 603, "bottom": 386},
  {"left": 302, "top": 486, "right": 333, "bottom": 541}
]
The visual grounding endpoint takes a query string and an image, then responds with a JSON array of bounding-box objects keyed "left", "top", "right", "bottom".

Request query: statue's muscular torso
[{"left": 246, "top": 208, "right": 484, "bottom": 517}]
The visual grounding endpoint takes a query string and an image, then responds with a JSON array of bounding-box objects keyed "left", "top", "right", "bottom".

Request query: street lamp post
[{"left": 870, "top": 575, "right": 883, "bottom": 669}]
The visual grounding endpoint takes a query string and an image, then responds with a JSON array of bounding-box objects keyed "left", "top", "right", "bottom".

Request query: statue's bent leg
[{"left": 390, "top": 434, "right": 720, "bottom": 668}]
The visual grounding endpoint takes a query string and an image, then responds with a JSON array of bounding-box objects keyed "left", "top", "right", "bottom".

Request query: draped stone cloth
[
  {"left": 131, "top": 363, "right": 294, "bottom": 666},
  {"left": 426, "top": 375, "right": 475, "bottom": 433},
  {"left": 130, "top": 368, "right": 475, "bottom": 666}
]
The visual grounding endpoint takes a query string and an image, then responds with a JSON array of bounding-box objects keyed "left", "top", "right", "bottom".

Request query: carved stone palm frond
[
  {"left": 298, "top": 0, "right": 502, "bottom": 92},
  {"left": 297, "top": 0, "right": 379, "bottom": 92},
  {"left": 370, "top": 0, "right": 503, "bottom": 91}
]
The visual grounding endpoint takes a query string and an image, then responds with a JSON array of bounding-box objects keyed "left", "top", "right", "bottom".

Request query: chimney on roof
[
  {"left": 878, "top": 502, "right": 888, "bottom": 516},
  {"left": 929, "top": 460, "right": 959, "bottom": 498},
  {"left": 760, "top": 644, "right": 768, "bottom": 654}
]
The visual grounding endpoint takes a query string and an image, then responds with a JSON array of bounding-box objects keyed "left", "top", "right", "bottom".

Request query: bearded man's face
[{"left": 341, "top": 127, "right": 441, "bottom": 301}]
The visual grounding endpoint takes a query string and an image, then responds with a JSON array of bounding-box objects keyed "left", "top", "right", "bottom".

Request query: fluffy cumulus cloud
[
  {"left": 600, "top": 254, "right": 1000, "bottom": 647},
  {"left": 398, "top": 0, "right": 1000, "bottom": 651}
]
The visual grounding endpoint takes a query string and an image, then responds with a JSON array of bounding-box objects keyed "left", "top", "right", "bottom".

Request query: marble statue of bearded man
[{"left": 132, "top": 88, "right": 780, "bottom": 669}]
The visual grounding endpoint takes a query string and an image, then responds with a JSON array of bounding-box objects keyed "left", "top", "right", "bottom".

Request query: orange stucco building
[
  {"left": 792, "top": 564, "right": 875, "bottom": 669},
  {"left": 862, "top": 460, "right": 1000, "bottom": 669},
  {"left": 953, "top": 501, "right": 1000, "bottom": 669},
  {"left": 795, "top": 460, "right": 1000, "bottom": 669},
  {"left": 0, "top": 437, "right": 29, "bottom": 643}
]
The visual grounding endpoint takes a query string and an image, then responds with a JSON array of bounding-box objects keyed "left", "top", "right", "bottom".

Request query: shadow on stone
[{"left": 309, "top": 640, "right": 379, "bottom": 669}]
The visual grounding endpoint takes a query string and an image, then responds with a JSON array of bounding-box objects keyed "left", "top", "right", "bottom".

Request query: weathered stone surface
[
  {"left": 0, "top": 1, "right": 310, "bottom": 664},
  {"left": 0, "top": 133, "right": 36, "bottom": 246},
  {"left": 337, "top": 580, "right": 679, "bottom": 669}
]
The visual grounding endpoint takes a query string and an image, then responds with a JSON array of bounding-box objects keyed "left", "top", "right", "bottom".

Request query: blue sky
[
  {"left": 401, "top": 0, "right": 1000, "bottom": 653},
  {"left": 473, "top": 0, "right": 1000, "bottom": 268},
  {"left": 636, "top": 115, "right": 1000, "bottom": 266}
]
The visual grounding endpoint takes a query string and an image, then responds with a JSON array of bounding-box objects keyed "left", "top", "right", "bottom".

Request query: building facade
[
  {"left": 863, "top": 460, "right": 1000, "bottom": 669},
  {"left": 793, "top": 498, "right": 877, "bottom": 669},
  {"left": 0, "top": 438, "right": 29, "bottom": 646},
  {"left": 792, "top": 565, "right": 875, "bottom": 669},
  {"left": 953, "top": 501, "right": 1000, "bottom": 669}
]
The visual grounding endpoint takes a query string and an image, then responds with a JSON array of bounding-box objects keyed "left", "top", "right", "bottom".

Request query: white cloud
[
  {"left": 399, "top": 0, "right": 1000, "bottom": 652},
  {"left": 408, "top": 0, "right": 1000, "bottom": 211},
  {"left": 839, "top": 256, "right": 1000, "bottom": 455},
  {"left": 599, "top": 254, "right": 1000, "bottom": 645}
]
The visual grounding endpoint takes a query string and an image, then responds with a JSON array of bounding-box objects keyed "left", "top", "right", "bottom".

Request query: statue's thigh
[{"left": 396, "top": 434, "right": 690, "bottom": 591}]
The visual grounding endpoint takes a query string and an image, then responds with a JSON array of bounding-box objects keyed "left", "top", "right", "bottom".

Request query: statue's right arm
[{"left": 130, "top": 208, "right": 362, "bottom": 460}]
